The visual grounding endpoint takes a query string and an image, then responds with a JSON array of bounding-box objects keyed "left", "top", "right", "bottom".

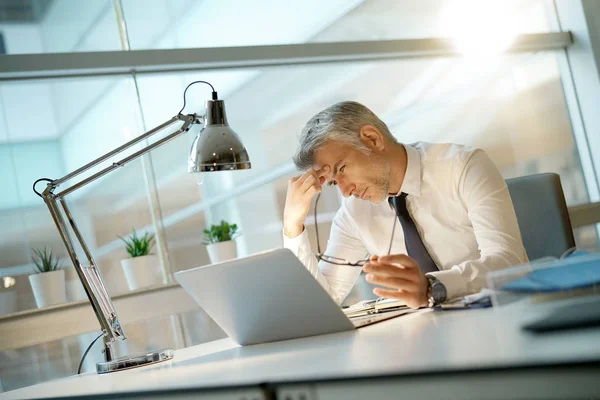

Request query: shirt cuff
[
  {"left": 427, "top": 269, "right": 468, "bottom": 300},
  {"left": 282, "top": 228, "right": 309, "bottom": 256}
]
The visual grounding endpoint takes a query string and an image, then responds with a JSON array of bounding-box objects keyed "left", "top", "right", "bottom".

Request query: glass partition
[
  {"left": 0, "top": 0, "right": 558, "bottom": 56},
  {"left": 0, "top": 0, "right": 121, "bottom": 55},
  {"left": 0, "top": 75, "right": 161, "bottom": 316},
  {"left": 121, "top": 0, "right": 555, "bottom": 50}
]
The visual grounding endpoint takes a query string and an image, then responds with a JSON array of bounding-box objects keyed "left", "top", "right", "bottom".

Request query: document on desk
[{"left": 343, "top": 298, "right": 411, "bottom": 318}]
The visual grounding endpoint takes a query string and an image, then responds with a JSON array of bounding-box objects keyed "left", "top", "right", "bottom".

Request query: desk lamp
[{"left": 33, "top": 81, "right": 251, "bottom": 373}]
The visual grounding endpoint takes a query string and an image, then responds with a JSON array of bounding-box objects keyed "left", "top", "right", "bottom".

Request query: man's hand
[
  {"left": 283, "top": 166, "right": 330, "bottom": 238},
  {"left": 362, "top": 254, "right": 429, "bottom": 309}
]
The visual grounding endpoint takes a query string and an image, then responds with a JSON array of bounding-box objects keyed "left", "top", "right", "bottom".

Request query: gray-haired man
[{"left": 283, "top": 101, "right": 527, "bottom": 308}]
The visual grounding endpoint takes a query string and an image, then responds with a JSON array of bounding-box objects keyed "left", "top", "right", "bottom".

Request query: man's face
[{"left": 313, "top": 140, "right": 391, "bottom": 204}]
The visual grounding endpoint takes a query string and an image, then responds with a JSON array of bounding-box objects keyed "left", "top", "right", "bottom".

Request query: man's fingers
[
  {"left": 378, "top": 254, "right": 419, "bottom": 269},
  {"left": 292, "top": 166, "right": 330, "bottom": 190},
  {"left": 314, "top": 165, "right": 330, "bottom": 177},
  {"left": 299, "top": 174, "right": 321, "bottom": 193},
  {"left": 313, "top": 165, "right": 330, "bottom": 185},
  {"left": 363, "top": 262, "right": 420, "bottom": 283},
  {"left": 372, "top": 288, "right": 423, "bottom": 309},
  {"left": 373, "top": 288, "right": 425, "bottom": 309},
  {"left": 294, "top": 170, "right": 315, "bottom": 186},
  {"left": 293, "top": 169, "right": 314, "bottom": 182},
  {"left": 365, "top": 274, "right": 417, "bottom": 292},
  {"left": 306, "top": 185, "right": 322, "bottom": 196},
  {"left": 299, "top": 173, "right": 316, "bottom": 186}
]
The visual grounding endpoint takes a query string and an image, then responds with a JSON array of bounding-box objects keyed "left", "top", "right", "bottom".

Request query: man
[{"left": 283, "top": 101, "right": 528, "bottom": 309}]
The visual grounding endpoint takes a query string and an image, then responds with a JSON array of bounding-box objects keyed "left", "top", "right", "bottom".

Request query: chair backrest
[{"left": 506, "top": 173, "right": 575, "bottom": 260}]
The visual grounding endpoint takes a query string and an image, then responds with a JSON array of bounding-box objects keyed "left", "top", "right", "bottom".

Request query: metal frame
[
  {"left": 40, "top": 113, "right": 198, "bottom": 372},
  {"left": 0, "top": 32, "right": 573, "bottom": 81},
  {"left": 553, "top": 0, "right": 600, "bottom": 240}
]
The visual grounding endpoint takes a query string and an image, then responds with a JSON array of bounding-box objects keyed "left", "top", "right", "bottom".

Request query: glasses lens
[
  {"left": 318, "top": 254, "right": 368, "bottom": 266},
  {"left": 314, "top": 194, "right": 370, "bottom": 267}
]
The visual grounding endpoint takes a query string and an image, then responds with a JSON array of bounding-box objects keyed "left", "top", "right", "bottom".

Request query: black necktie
[{"left": 389, "top": 193, "right": 438, "bottom": 274}]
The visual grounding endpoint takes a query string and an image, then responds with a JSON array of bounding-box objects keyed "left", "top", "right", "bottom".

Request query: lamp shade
[{"left": 188, "top": 99, "right": 251, "bottom": 173}]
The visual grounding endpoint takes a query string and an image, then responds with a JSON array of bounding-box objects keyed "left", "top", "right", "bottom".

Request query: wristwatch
[{"left": 426, "top": 275, "right": 447, "bottom": 307}]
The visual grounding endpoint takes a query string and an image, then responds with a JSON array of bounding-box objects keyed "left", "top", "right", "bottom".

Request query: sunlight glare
[{"left": 439, "top": 1, "right": 519, "bottom": 56}]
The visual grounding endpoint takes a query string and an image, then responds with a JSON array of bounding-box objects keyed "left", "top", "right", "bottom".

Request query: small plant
[
  {"left": 118, "top": 229, "right": 156, "bottom": 258},
  {"left": 202, "top": 220, "right": 239, "bottom": 244},
  {"left": 32, "top": 247, "right": 62, "bottom": 273}
]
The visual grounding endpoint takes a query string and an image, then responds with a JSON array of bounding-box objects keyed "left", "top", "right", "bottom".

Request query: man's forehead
[
  {"left": 313, "top": 144, "right": 347, "bottom": 176},
  {"left": 312, "top": 161, "right": 328, "bottom": 170},
  {"left": 314, "top": 142, "right": 344, "bottom": 163},
  {"left": 312, "top": 153, "right": 329, "bottom": 172}
]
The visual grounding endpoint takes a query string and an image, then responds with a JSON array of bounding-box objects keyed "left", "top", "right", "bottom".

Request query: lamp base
[{"left": 96, "top": 348, "right": 174, "bottom": 374}]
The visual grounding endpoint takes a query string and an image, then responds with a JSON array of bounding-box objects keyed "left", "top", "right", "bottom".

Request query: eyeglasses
[{"left": 314, "top": 192, "right": 398, "bottom": 267}]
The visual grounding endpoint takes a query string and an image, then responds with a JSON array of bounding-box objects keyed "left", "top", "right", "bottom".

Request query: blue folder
[{"left": 501, "top": 252, "right": 600, "bottom": 293}]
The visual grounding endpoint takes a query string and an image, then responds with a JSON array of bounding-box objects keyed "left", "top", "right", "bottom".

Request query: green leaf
[
  {"left": 31, "top": 246, "right": 61, "bottom": 273},
  {"left": 201, "top": 220, "right": 241, "bottom": 244},
  {"left": 118, "top": 229, "right": 156, "bottom": 258}
]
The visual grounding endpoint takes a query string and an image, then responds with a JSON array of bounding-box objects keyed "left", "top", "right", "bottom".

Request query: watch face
[{"left": 431, "top": 282, "right": 447, "bottom": 303}]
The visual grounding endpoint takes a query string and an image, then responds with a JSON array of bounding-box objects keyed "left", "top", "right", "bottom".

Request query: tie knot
[{"left": 388, "top": 193, "right": 408, "bottom": 209}]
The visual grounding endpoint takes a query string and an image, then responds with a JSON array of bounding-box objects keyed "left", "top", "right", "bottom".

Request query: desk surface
[{"left": 3, "top": 299, "right": 600, "bottom": 399}]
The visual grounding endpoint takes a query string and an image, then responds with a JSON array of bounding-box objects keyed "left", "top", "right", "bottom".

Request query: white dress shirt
[{"left": 284, "top": 142, "right": 528, "bottom": 304}]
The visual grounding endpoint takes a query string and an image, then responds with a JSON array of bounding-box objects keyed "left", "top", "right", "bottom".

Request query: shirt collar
[{"left": 393, "top": 143, "right": 421, "bottom": 198}]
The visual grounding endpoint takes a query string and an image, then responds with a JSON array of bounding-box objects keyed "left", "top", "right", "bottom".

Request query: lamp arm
[
  {"left": 38, "top": 113, "right": 200, "bottom": 367},
  {"left": 48, "top": 113, "right": 198, "bottom": 198}
]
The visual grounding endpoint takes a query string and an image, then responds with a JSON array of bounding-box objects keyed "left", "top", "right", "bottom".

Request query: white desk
[{"left": 2, "top": 299, "right": 600, "bottom": 400}]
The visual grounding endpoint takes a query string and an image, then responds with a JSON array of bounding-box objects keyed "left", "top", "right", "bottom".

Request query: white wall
[{"left": 0, "top": 24, "right": 43, "bottom": 54}]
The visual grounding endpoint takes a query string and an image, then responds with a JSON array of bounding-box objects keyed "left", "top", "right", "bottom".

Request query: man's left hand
[{"left": 362, "top": 254, "right": 429, "bottom": 309}]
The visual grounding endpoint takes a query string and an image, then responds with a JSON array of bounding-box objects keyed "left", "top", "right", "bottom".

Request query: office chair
[{"left": 506, "top": 173, "right": 576, "bottom": 260}]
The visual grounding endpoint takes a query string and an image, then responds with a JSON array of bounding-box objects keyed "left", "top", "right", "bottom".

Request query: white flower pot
[
  {"left": 65, "top": 278, "right": 88, "bottom": 302},
  {"left": 64, "top": 266, "right": 88, "bottom": 302},
  {"left": 28, "top": 269, "right": 67, "bottom": 308},
  {"left": 120, "top": 254, "right": 161, "bottom": 291},
  {"left": 206, "top": 240, "right": 238, "bottom": 264}
]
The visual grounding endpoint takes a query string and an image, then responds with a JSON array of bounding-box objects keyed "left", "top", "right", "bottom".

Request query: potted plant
[
  {"left": 119, "top": 229, "right": 161, "bottom": 291},
  {"left": 203, "top": 220, "right": 240, "bottom": 264},
  {"left": 28, "top": 247, "right": 66, "bottom": 308}
]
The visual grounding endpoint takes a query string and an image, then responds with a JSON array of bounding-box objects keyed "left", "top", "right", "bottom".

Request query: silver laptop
[{"left": 174, "top": 248, "right": 408, "bottom": 345}]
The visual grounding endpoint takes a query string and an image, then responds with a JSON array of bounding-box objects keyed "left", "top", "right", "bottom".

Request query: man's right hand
[{"left": 283, "top": 166, "right": 330, "bottom": 238}]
